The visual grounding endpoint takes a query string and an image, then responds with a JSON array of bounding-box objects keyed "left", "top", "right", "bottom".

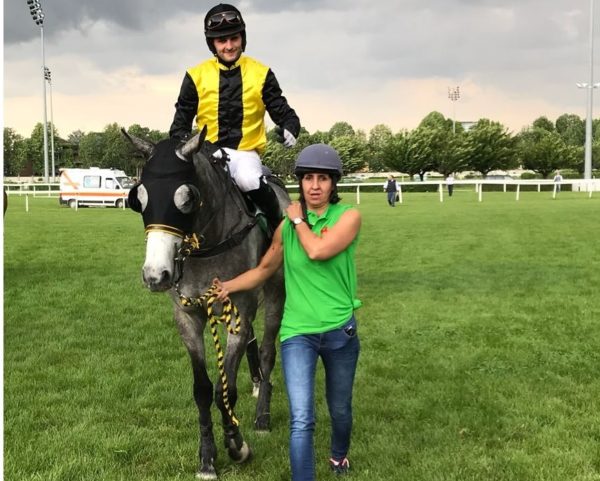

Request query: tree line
[{"left": 4, "top": 112, "right": 600, "bottom": 180}]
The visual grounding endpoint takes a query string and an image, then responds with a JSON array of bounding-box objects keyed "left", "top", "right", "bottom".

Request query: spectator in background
[
  {"left": 383, "top": 175, "right": 399, "bottom": 207},
  {"left": 553, "top": 170, "right": 563, "bottom": 193},
  {"left": 446, "top": 173, "right": 455, "bottom": 197}
]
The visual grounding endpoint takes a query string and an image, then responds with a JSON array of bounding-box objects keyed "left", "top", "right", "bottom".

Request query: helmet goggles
[{"left": 206, "top": 11, "right": 243, "bottom": 30}]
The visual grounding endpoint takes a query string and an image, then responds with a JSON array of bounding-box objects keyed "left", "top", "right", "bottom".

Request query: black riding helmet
[{"left": 204, "top": 4, "right": 247, "bottom": 55}]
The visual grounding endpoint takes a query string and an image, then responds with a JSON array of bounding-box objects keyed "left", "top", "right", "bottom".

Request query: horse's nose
[{"left": 142, "top": 268, "right": 172, "bottom": 292}]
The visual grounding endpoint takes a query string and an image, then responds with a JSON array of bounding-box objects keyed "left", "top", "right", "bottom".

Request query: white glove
[
  {"left": 282, "top": 129, "right": 297, "bottom": 148},
  {"left": 275, "top": 126, "right": 297, "bottom": 148}
]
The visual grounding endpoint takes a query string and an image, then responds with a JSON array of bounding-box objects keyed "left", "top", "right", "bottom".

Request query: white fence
[{"left": 4, "top": 179, "right": 600, "bottom": 206}]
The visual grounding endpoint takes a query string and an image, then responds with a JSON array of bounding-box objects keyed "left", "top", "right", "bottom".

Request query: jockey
[{"left": 169, "top": 3, "right": 301, "bottom": 231}]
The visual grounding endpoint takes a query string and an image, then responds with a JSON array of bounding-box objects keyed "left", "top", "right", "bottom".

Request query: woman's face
[{"left": 301, "top": 172, "right": 333, "bottom": 209}]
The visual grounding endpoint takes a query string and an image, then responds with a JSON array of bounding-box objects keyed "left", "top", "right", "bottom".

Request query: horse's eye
[
  {"left": 174, "top": 185, "right": 200, "bottom": 214},
  {"left": 134, "top": 184, "right": 148, "bottom": 213}
]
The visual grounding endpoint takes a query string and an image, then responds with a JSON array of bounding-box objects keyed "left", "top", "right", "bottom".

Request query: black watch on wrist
[{"left": 291, "top": 217, "right": 304, "bottom": 229}]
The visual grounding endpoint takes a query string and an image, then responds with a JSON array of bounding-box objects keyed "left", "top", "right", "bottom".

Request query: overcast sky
[{"left": 3, "top": 0, "right": 599, "bottom": 139}]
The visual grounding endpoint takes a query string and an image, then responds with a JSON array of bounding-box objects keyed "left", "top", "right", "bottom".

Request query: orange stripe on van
[
  {"left": 60, "top": 191, "right": 127, "bottom": 197},
  {"left": 61, "top": 171, "right": 80, "bottom": 189}
]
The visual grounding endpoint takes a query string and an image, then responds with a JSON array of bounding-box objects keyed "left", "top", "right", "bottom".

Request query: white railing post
[
  {"left": 398, "top": 185, "right": 403, "bottom": 204},
  {"left": 478, "top": 184, "right": 483, "bottom": 202},
  {"left": 552, "top": 183, "right": 557, "bottom": 199},
  {"left": 356, "top": 186, "right": 360, "bottom": 205},
  {"left": 439, "top": 183, "right": 444, "bottom": 202},
  {"left": 516, "top": 183, "right": 520, "bottom": 201},
  {"left": 26, "top": 194, "right": 29, "bottom": 212}
]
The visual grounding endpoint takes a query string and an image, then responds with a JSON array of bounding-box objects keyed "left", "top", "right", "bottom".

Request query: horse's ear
[
  {"left": 121, "top": 128, "right": 154, "bottom": 158},
  {"left": 178, "top": 125, "right": 208, "bottom": 161}
]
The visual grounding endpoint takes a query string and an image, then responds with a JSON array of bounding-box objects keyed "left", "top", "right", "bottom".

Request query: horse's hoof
[
  {"left": 196, "top": 466, "right": 217, "bottom": 480},
  {"left": 228, "top": 441, "right": 252, "bottom": 464},
  {"left": 254, "top": 414, "right": 271, "bottom": 433}
]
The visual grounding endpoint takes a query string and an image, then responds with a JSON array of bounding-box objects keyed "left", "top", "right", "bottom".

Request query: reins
[{"left": 175, "top": 234, "right": 242, "bottom": 427}]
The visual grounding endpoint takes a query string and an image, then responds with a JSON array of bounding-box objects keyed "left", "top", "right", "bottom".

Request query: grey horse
[{"left": 124, "top": 127, "right": 287, "bottom": 480}]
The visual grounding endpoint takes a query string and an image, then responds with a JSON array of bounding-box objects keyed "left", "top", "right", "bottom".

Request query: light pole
[
  {"left": 27, "top": 0, "right": 49, "bottom": 183},
  {"left": 45, "top": 67, "right": 56, "bottom": 181},
  {"left": 576, "top": 0, "right": 598, "bottom": 180},
  {"left": 448, "top": 86, "right": 460, "bottom": 134}
]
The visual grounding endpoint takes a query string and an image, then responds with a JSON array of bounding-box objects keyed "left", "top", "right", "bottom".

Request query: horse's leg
[
  {"left": 174, "top": 307, "right": 218, "bottom": 480},
  {"left": 245, "top": 325, "right": 263, "bottom": 397},
  {"left": 255, "top": 270, "right": 285, "bottom": 431},
  {"left": 214, "top": 316, "right": 252, "bottom": 464}
]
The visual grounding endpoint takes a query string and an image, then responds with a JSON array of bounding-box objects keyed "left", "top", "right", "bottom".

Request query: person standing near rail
[
  {"left": 214, "top": 144, "right": 362, "bottom": 481},
  {"left": 383, "top": 174, "right": 399, "bottom": 206}
]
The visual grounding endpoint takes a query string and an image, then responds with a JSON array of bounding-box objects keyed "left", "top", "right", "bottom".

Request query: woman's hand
[
  {"left": 212, "top": 277, "right": 229, "bottom": 302},
  {"left": 286, "top": 201, "right": 303, "bottom": 220}
]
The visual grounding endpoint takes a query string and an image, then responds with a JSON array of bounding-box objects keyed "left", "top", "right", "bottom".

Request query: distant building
[{"left": 461, "top": 121, "right": 477, "bottom": 132}]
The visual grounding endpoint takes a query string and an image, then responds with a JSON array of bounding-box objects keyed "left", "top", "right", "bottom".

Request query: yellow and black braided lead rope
[{"left": 179, "top": 283, "right": 241, "bottom": 426}]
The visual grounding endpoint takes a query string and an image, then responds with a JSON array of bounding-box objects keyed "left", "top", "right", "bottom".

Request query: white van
[{"left": 59, "top": 167, "right": 134, "bottom": 208}]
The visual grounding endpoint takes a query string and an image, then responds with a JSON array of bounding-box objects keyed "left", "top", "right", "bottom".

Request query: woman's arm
[
  {"left": 286, "top": 202, "right": 361, "bottom": 261},
  {"left": 214, "top": 224, "right": 284, "bottom": 300}
]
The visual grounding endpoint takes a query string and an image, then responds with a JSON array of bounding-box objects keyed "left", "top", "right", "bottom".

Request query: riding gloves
[{"left": 274, "top": 126, "right": 297, "bottom": 148}]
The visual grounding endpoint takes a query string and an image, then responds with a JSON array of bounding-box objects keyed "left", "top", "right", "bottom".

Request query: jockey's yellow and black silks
[{"left": 169, "top": 55, "right": 300, "bottom": 155}]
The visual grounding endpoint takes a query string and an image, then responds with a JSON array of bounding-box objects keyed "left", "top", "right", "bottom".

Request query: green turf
[{"left": 4, "top": 190, "right": 600, "bottom": 481}]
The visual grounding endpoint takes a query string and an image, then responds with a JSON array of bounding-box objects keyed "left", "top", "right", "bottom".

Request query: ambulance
[{"left": 59, "top": 167, "right": 134, "bottom": 208}]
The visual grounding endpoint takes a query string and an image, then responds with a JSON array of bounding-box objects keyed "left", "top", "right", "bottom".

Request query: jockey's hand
[{"left": 274, "top": 126, "right": 297, "bottom": 148}]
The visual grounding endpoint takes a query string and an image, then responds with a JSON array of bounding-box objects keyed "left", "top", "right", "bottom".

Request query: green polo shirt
[{"left": 280, "top": 203, "right": 362, "bottom": 342}]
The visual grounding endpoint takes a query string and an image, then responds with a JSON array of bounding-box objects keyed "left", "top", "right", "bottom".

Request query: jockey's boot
[{"left": 247, "top": 180, "right": 282, "bottom": 234}]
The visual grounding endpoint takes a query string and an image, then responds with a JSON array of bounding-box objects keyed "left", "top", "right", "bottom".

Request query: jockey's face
[{"left": 213, "top": 34, "right": 243, "bottom": 63}]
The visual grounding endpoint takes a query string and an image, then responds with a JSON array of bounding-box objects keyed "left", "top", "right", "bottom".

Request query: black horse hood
[{"left": 139, "top": 137, "right": 198, "bottom": 235}]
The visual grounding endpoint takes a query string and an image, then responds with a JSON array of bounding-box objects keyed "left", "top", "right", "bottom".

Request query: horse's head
[{"left": 124, "top": 128, "right": 208, "bottom": 291}]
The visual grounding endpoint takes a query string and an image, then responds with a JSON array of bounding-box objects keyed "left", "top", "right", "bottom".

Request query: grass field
[{"left": 4, "top": 189, "right": 600, "bottom": 481}]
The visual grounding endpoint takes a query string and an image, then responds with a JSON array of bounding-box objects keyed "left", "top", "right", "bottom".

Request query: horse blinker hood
[{"left": 138, "top": 138, "right": 198, "bottom": 237}]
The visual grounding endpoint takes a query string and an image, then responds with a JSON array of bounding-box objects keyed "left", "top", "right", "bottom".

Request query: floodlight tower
[
  {"left": 27, "top": 0, "right": 49, "bottom": 182},
  {"left": 45, "top": 67, "right": 56, "bottom": 181},
  {"left": 448, "top": 86, "right": 461, "bottom": 134},
  {"left": 576, "top": 0, "right": 599, "bottom": 180}
]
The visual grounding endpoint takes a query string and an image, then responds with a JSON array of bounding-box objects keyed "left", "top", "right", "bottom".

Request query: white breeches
[{"left": 222, "top": 148, "right": 263, "bottom": 192}]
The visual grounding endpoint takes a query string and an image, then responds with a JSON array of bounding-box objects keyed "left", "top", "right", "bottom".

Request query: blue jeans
[{"left": 281, "top": 317, "right": 360, "bottom": 481}]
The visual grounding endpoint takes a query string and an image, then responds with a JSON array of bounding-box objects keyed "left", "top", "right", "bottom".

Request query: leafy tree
[
  {"left": 437, "top": 133, "right": 470, "bottom": 177},
  {"left": 464, "top": 119, "right": 516, "bottom": 176},
  {"left": 4, "top": 128, "right": 27, "bottom": 176},
  {"left": 329, "top": 121, "right": 355, "bottom": 139},
  {"left": 516, "top": 127, "right": 570, "bottom": 177},
  {"left": 409, "top": 127, "right": 443, "bottom": 180},
  {"left": 78, "top": 132, "right": 105, "bottom": 169},
  {"left": 68, "top": 130, "right": 85, "bottom": 144},
  {"left": 555, "top": 114, "right": 584, "bottom": 146},
  {"left": 102, "top": 123, "right": 134, "bottom": 172},
  {"left": 24, "top": 123, "right": 50, "bottom": 176},
  {"left": 418, "top": 111, "right": 454, "bottom": 133},
  {"left": 329, "top": 135, "right": 367, "bottom": 174},
  {"left": 381, "top": 130, "right": 413, "bottom": 174},
  {"left": 532, "top": 116, "right": 555, "bottom": 132},
  {"left": 367, "top": 124, "right": 393, "bottom": 172}
]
